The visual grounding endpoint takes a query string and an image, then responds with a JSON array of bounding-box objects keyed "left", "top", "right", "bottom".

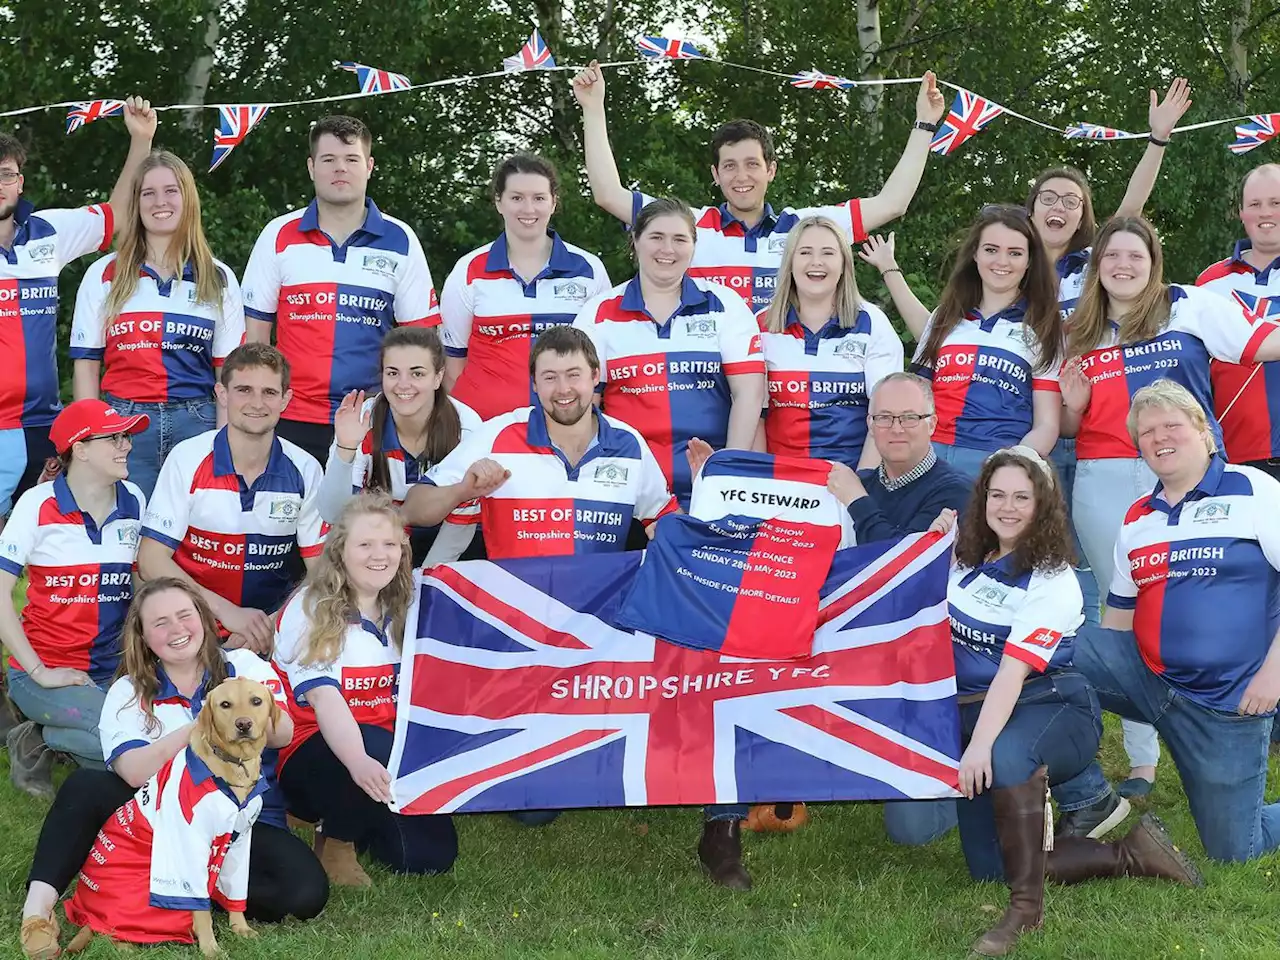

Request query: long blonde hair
[
  {"left": 104, "top": 150, "right": 224, "bottom": 323},
  {"left": 297, "top": 492, "right": 414, "bottom": 667},
  {"left": 1067, "top": 216, "right": 1171, "bottom": 357},
  {"left": 116, "top": 577, "right": 228, "bottom": 735},
  {"left": 762, "top": 216, "right": 862, "bottom": 333}
]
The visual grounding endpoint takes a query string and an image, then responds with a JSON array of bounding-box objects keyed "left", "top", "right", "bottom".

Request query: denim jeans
[
  {"left": 1049, "top": 438, "right": 1100, "bottom": 626},
  {"left": 104, "top": 394, "right": 217, "bottom": 500},
  {"left": 956, "top": 670, "right": 1102, "bottom": 881},
  {"left": 0, "top": 426, "right": 28, "bottom": 516},
  {"left": 1073, "top": 456, "right": 1160, "bottom": 769},
  {"left": 705, "top": 803, "right": 749, "bottom": 821},
  {"left": 883, "top": 798, "right": 958, "bottom": 845},
  {"left": 933, "top": 441, "right": 996, "bottom": 482},
  {"left": 1062, "top": 625, "right": 1280, "bottom": 862},
  {"left": 6, "top": 667, "right": 109, "bottom": 767}
]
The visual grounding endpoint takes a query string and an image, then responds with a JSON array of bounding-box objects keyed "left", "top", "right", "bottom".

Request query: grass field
[{"left": 1, "top": 721, "right": 1277, "bottom": 960}]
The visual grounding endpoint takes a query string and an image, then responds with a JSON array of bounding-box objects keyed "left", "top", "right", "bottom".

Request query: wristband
[
  {"left": 881, "top": 267, "right": 903, "bottom": 276},
  {"left": 336, "top": 443, "right": 359, "bottom": 453},
  {"left": 1148, "top": 134, "right": 1170, "bottom": 147},
  {"left": 913, "top": 120, "right": 939, "bottom": 133}
]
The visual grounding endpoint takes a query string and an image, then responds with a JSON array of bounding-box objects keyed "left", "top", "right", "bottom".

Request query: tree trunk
[
  {"left": 181, "top": 0, "right": 223, "bottom": 130},
  {"left": 1228, "top": 0, "right": 1251, "bottom": 108},
  {"left": 857, "top": 0, "right": 884, "bottom": 141},
  {"left": 534, "top": 0, "right": 576, "bottom": 155}
]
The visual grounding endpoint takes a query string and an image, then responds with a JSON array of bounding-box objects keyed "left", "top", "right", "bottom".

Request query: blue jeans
[
  {"left": 705, "top": 803, "right": 749, "bottom": 821},
  {"left": 104, "top": 394, "right": 217, "bottom": 500},
  {"left": 5, "top": 667, "right": 109, "bottom": 767},
  {"left": 1062, "top": 625, "right": 1280, "bottom": 862},
  {"left": 956, "top": 670, "right": 1102, "bottom": 881},
  {"left": 1049, "top": 438, "right": 1100, "bottom": 626},
  {"left": 0, "top": 426, "right": 28, "bottom": 516},
  {"left": 883, "top": 798, "right": 958, "bottom": 845},
  {"left": 933, "top": 441, "right": 995, "bottom": 482}
]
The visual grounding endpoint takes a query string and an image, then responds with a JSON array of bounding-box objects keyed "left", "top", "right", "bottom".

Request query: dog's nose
[{"left": 235, "top": 717, "right": 253, "bottom": 734}]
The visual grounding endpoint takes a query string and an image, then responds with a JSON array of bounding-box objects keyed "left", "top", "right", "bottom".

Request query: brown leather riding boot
[
  {"left": 697, "top": 819, "right": 752, "bottom": 890},
  {"left": 972, "top": 765, "right": 1050, "bottom": 957},
  {"left": 1047, "top": 812, "right": 1203, "bottom": 887}
]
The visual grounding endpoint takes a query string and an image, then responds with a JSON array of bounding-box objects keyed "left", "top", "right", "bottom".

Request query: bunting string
[{"left": 4, "top": 30, "right": 1279, "bottom": 169}]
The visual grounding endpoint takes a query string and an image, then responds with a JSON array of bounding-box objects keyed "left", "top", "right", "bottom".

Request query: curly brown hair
[
  {"left": 115, "top": 577, "right": 228, "bottom": 735},
  {"left": 954, "top": 451, "right": 1076, "bottom": 575}
]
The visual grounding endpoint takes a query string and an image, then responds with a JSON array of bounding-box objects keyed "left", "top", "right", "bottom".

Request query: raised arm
[
  {"left": 1113, "top": 78, "right": 1192, "bottom": 218},
  {"left": 107, "top": 97, "right": 157, "bottom": 232},
  {"left": 858, "top": 234, "right": 931, "bottom": 339},
  {"left": 858, "top": 72, "right": 946, "bottom": 232},
  {"left": 571, "top": 60, "right": 637, "bottom": 224}
]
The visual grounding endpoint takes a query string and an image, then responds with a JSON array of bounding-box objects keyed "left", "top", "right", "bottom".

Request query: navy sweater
[{"left": 846, "top": 459, "right": 972, "bottom": 542}]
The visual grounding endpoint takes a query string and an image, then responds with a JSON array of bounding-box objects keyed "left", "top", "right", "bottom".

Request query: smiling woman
[{"left": 69, "top": 151, "right": 244, "bottom": 500}]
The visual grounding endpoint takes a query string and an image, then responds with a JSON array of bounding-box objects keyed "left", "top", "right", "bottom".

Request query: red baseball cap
[{"left": 49, "top": 400, "right": 150, "bottom": 455}]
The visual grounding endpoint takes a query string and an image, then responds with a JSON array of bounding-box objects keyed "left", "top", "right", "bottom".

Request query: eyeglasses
[
  {"left": 1036, "top": 190, "right": 1084, "bottom": 211},
  {"left": 980, "top": 203, "right": 1030, "bottom": 221},
  {"left": 85, "top": 432, "right": 133, "bottom": 448},
  {"left": 0, "top": 171, "right": 20, "bottom": 186},
  {"left": 869, "top": 413, "right": 934, "bottom": 429}
]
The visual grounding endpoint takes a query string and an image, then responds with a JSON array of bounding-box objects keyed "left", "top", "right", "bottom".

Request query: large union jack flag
[
  {"left": 930, "top": 89, "right": 1006, "bottom": 156},
  {"left": 388, "top": 532, "right": 961, "bottom": 814},
  {"left": 337, "top": 61, "right": 413, "bottom": 95},
  {"left": 1064, "top": 122, "right": 1130, "bottom": 140},
  {"left": 209, "top": 105, "right": 270, "bottom": 173},
  {"left": 503, "top": 30, "right": 556, "bottom": 72},
  {"left": 65, "top": 99, "right": 125, "bottom": 134},
  {"left": 636, "top": 36, "right": 704, "bottom": 60},
  {"left": 1230, "top": 114, "right": 1280, "bottom": 155}
]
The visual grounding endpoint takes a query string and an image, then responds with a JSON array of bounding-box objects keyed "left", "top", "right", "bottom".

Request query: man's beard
[
  {"left": 0, "top": 197, "right": 19, "bottom": 222},
  {"left": 545, "top": 397, "right": 591, "bottom": 427}
]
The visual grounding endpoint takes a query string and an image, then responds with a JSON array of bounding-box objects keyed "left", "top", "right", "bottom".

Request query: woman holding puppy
[
  {"left": 274, "top": 491, "right": 458, "bottom": 886},
  {"left": 18, "top": 578, "right": 327, "bottom": 960}
]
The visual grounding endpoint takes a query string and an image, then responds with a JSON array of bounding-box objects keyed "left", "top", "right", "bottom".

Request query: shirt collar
[
  {"left": 211, "top": 426, "right": 286, "bottom": 478},
  {"left": 965, "top": 299, "right": 1027, "bottom": 333},
  {"left": 1229, "top": 238, "right": 1280, "bottom": 277},
  {"left": 618, "top": 274, "right": 709, "bottom": 318},
  {"left": 154, "top": 664, "right": 215, "bottom": 710},
  {"left": 783, "top": 305, "right": 842, "bottom": 339},
  {"left": 297, "top": 197, "right": 385, "bottom": 237},
  {"left": 52, "top": 475, "right": 139, "bottom": 523},
  {"left": 717, "top": 201, "right": 777, "bottom": 235},
  {"left": 184, "top": 744, "right": 272, "bottom": 808},
  {"left": 483, "top": 230, "right": 577, "bottom": 277},
  {"left": 525, "top": 404, "right": 607, "bottom": 450},
  {"left": 877, "top": 448, "right": 937, "bottom": 491},
  {"left": 1056, "top": 247, "right": 1091, "bottom": 279},
  {"left": 350, "top": 612, "right": 393, "bottom": 646},
  {"left": 1148, "top": 457, "right": 1226, "bottom": 511},
  {"left": 140, "top": 261, "right": 197, "bottom": 284},
  {"left": 13, "top": 197, "right": 34, "bottom": 226}
]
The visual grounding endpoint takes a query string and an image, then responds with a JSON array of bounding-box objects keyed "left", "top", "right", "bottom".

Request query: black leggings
[
  {"left": 279, "top": 724, "right": 457, "bottom": 875},
  {"left": 28, "top": 768, "right": 327, "bottom": 922}
]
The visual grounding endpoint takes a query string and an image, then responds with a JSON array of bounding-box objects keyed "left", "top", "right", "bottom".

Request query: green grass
[{"left": 1, "top": 721, "right": 1278, "bottom": 960}]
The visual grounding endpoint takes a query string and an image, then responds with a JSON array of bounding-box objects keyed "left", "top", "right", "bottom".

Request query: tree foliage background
[{"left": 4, "top": 0, "right": 1279, "bottom": 372}]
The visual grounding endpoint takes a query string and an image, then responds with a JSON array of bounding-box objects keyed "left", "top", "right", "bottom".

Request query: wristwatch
[{"left": 913, "top": 120, "right": 939, "bottom": 133}]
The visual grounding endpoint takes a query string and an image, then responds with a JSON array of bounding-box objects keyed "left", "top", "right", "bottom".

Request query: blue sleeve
[{"left": 847, "top": 475, "right": 971, "bottom": 542}]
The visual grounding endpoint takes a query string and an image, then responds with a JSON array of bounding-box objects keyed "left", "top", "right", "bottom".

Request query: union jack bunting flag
[
  {"left": 790, "top": 70, "right": 854, "bottom": 91},
  {"left": 1229, "top": 114, "right": 1280, "bottom": 155},
  {"left": 65, "top": 100, "right": 125, "bottom": 134},
  {"left": 930, "top": 89, "right": 1006, "bottom": 155},
  {"left": 336, "top": 61, "right": 412, "bottom": 94},
  {"left": 503, "top": 30, "right": 556, "bottom": 72},
  {"left": 1064, "top": 122, "right": 1130, "bottom": 140},
  {"left": 387, "top": 532, "right": 961, "bottom": 814},
  {"left": 209, "top": 105, "right": 270, "bottom": 172},
  {"left": 636, "top": 36, "right": 704, "bottom": 60}
]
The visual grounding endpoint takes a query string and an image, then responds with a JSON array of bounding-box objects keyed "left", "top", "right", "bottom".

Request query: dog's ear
[
  {"left": 268, "top": 693, "right": 283, "bottom": 732},
  {"left": 193, "top": 697, "right": 217, "bottom": 745}
]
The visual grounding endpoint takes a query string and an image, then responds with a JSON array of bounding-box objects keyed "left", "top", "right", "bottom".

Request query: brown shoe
[
  {"left": 972, "top": 765, "right": 1049, "bottom": 957},
  {"left": 20, "top": 913, "right": 60, "bottom": 959},
  {"left": 744, "top": 802, "right": 809, "bottom": 833},
  {"left": 8, "top": 722, "right": 55, "bottom": 800},
  {"left": 318, "top": 838, "right": 373, "bottom": 887},
  {"left": 697, "top": 819, "right": 752, "bottom": 890},
  {"left": 1048, "top": 813, "right": 1203, "bottom": 887}
]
